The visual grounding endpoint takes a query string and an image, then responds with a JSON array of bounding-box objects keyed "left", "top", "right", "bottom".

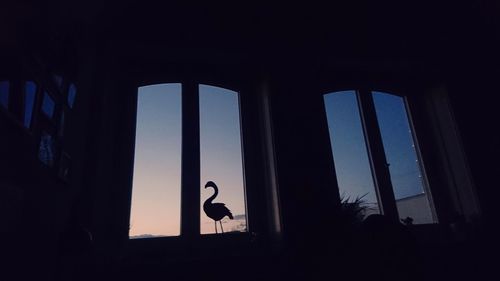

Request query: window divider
[
  {"left": 181, "top": 82, "right": 201, "bottom": 237},
  {"left": 356, "top": 90, "right": 399, "bottom": 221}
]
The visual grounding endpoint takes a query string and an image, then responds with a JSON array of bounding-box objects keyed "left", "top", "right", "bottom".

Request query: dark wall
[
  {"left": 1, "top": 1, "right": 500, "bottom": 280},
  {"left": 447, "top": 70, "right": 500, "bottom": 225}
]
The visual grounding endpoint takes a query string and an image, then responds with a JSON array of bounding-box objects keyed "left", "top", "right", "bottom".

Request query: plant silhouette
[{"left": 203, "top": 181, "right": 233, "bottom": 233}]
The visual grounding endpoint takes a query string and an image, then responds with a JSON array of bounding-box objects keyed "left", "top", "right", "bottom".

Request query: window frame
[
  {"left": 323, "top": 88, "right": 439, "bottom": 223},
  {"left": 126, "top": 78, "right": 268, "bottom": 254}
]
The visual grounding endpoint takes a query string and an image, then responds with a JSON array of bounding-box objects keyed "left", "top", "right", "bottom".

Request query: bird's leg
[
  {"left": 215, "top": 221, "right": 218, "bottom": 234},
  {"left": 220, "top": 221, "right": 224, "bottom": 233}
]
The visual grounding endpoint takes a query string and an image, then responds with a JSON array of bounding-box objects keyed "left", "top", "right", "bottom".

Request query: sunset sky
[
  {"left": 130, "top": 86, "right": 431, "bottom": 238},
  {"left": 129, "top": 84, "right": 246, "bottom": 238}
]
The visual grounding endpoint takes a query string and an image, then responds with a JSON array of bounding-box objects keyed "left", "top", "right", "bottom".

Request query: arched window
[
  {"left": 324, "top": 90, "right": 436, "bottom": 224},
  {"left": 130, "top": 83, "right": 248, "bottom": 238}
]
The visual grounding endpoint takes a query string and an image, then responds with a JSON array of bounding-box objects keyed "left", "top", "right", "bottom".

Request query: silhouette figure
[
  {"left": 203, "top": 181, "right": 233, "bottom": 233},
  {"left": 401, "top": 216, "right": 414, "bottom": 225}
]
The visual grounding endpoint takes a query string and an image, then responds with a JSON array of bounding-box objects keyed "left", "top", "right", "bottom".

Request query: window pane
[
  {"left": 24, "top": 81, "right": 37, "bottom": 128},
  {"left": 324, "top": 91, "right": 380, "bottom": 217},
  {"left": 0, "top": 81, "right": 9, "bottom": 108},
  {"left": 373, "top": 91, "right": 435, "bottom": 224},
  {"left": 130, "top": 84, "right": 182, "bottom": 238},
  {"left": 200, "top": 85, "right": 247, "bottom": 234},
  {"left": 41, "top": 92, "right": 55, "bottom": 119},
  {"left": 38, "top": 132, "right": 55, "bottom": 166},
  {"left": 67, "top": 83, "right": 76, "bottom": 108}
]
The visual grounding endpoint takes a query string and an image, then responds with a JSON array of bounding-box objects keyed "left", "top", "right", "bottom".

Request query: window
[
  {"left": 130, "top": 84, "right": 182, "bottom": 238},
  {"left": 199, "top": 85, "right": 247, "bottom": 234},
  {"left": 41, "top": 91, "right": 56, "bottom": 119},
  {"left": 372, "top": 92, "right": 434, "bottom": 223},
  {"left": 324, "top": 91, "right": 380, "bottom": 216},
  {"left": 130, "top": 83, "right": 247, "bottom": 239},
  {"left": 324, "top": 90, "right": 436, "bottom": 224},
  {"left": 24, "top": 81, "right": 37, "bottom": 128}
]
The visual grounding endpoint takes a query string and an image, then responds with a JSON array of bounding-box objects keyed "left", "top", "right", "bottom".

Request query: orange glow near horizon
[{"left": 129, "top": 84, "right": 182, "bottom": 238}]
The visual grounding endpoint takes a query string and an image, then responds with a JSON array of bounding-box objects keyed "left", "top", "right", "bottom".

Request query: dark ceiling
[{"left": 1, "top": 1, "right": 499, "bottom": 76}]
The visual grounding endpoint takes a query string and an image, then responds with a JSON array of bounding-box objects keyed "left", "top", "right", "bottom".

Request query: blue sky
[
  {"left": 372, "top": 91, "right": 425, "bottom": 199},
  {"left": 324, "top": 90, "right": 426, "bottom": 207},
  {"left": 131, "top": 86, "right": 430, "bottom": 237}
]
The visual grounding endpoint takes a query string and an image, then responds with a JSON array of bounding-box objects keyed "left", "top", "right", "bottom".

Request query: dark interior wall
[
  {"left": 446, "top": 70, "right": 500, "bottom": 225},
  {"left": 434, "top": 0, "right": 500, "bottom": 224},
  {"left": 0, "top": 3, "right": 98, "bottom": 279},
  {"left": 0, "top": 42, "right": 95, "bottom": 281},
  {"left": 1, "top": 1, "right": 500, "bottom": 280}
]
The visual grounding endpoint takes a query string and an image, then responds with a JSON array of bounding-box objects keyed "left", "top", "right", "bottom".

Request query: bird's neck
[{"left": 205, "top": 185, "right": 219, "bottom": 204}]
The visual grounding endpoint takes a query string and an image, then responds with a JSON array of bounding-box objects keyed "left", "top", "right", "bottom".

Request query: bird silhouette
[{"left": 203, "top": 181, "right": 233, "bottom": 233}]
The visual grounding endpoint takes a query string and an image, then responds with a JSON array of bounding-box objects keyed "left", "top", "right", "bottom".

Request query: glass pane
[
  {"left": 24, "top": 81, "right": 37, "bottom": 128},
  {"left": 38, "top": 132, "right": 55, "bottom": 166},
  {"left": 41, "top": 92, "right": 55, "bottom": 119},
  {"left": 200, "top": 85, "right": 247, "bottom": 234},
  {"left": 324, "top": 91, "right": 380, "bottom": 219},
  {"left": 67, "top": 83, "right": 76, "bottom": 108},
  {"left": 130, "top": 84, "right": 182, "bottom": 238},
  {"left": 373, "top": 91, "right": 435, "bottom": 224},
  {"left": 0, "top": 81, "right": 9, "bottom": 108}
]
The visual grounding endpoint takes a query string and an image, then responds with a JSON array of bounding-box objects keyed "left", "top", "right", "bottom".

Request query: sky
[
  {"left": 324, "top": 90, "right": 431, "bottom": 218},
  {"left": 371, "top": 91, "right": 426, "bottom": 199},
  {"left": 323, "top": 91, "right": 379, "bottom": 206},
  {"left": 199, "top": 85, "right": 246, "bottom": 234},
  {"left": 129, "top": 84, "right": 246, "bottom": 238},
  {"left": 130, "top": 86, "right": 433, "bottom": 237}
]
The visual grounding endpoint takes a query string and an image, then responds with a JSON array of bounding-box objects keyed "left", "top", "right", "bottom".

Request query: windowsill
[
  {"left": 406, "top": 223, "right": 464, "bottom": 246},
  {"left": 125, "top": 232, "right": 258, "bottom": 262}
]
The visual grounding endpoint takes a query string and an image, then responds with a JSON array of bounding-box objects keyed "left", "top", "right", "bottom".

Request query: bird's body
[
  {"left": 203, "top": 181, "right": 233, "bottom": 233},
  {"left": 203, "top": 202, "right": 234, "bottom": 221}
]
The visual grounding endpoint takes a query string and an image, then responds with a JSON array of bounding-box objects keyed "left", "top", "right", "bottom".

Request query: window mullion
[
  {"left": 356, "top": 90, "right": 399, "bottom": 221},
  {"left": 181, "top": 82, "right": 201, "bottom": 237}
]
